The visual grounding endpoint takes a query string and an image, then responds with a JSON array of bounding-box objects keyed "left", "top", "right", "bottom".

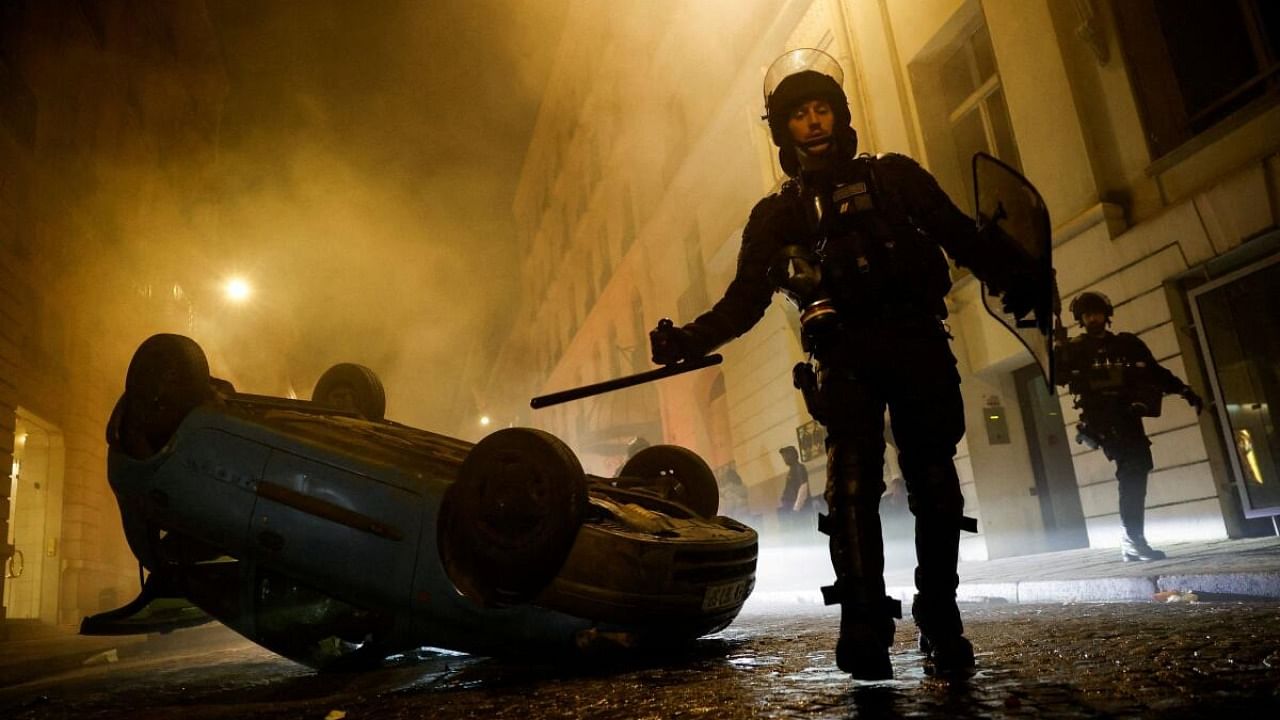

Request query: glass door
[{"left": 1190, "top": 253, "right": 1280, "bottom": 519}]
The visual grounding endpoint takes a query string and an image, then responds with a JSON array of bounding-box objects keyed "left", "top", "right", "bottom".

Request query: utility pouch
[
  {"left": 1127, "top": 384, "right": 1164, "bottom": 418},
  {"left": 792, "top": 361, "right": 828, "bottom": 424}
]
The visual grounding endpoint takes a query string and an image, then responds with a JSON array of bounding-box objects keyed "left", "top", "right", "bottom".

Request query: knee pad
[{"left": 824, "top": 439, "right": 886, "bottom": 509}]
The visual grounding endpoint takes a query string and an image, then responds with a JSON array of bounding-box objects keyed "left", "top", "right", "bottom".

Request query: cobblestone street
[{"left": 3, "top": 600, "right": 1278, "bottom": 719}]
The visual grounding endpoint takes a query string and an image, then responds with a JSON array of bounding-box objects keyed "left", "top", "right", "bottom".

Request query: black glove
[
  {"left": 999, "top": 272, "right": 1040, "bottom": 321},
  {"left": 649, "top": 318, "right": 697, "bottom": 366},
  {"left": 1181, "top": 387, "right": 1204, "bottom": 415}
]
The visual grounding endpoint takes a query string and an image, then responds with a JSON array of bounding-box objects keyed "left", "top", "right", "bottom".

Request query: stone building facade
[
  {"left": 488, "top": 0, "right": 1280, "bottom": 557},
  {"left": 0, "top": 1, "right": 226, "bottom": 632}
]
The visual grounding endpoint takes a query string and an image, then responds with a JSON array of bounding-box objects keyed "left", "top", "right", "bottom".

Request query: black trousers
[
  {"left": 1085, "top": 407, "right": 1157, "bottom": 540},
  {"left": 814, "top": 328, "right": 967, "bottom": 613},
  {"left": 1097, "top": 424, "right": 1155, "bottom": 541}
]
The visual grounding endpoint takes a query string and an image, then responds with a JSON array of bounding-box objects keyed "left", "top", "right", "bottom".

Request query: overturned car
[{"left": 84, "top": 334, "right": 757, "bottom": 669}]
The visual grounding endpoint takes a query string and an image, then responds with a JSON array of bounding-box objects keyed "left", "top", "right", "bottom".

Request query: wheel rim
[
  {"left": 439, "top": 428, "right": 587, "bottom": 606},
  {"left": 619, "top": 445, "right": 720, "bottom": 518}
]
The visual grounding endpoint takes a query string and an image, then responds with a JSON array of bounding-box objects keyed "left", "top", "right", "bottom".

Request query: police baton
[{"left": 530, "top": 354, "right": 723, "bottom": 409}]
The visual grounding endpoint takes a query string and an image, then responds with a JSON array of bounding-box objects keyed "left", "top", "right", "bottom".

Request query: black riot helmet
[
  {"left": 1069, "top": 291, "right": 1113, "bottom": 326},
  {"left": 763, "top": 48, "right": 857, "bottom": 176}
]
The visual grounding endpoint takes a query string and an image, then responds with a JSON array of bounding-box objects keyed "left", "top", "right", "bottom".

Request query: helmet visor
[{"left": 764, "top": 48, "right": 845, "bottom": 103}]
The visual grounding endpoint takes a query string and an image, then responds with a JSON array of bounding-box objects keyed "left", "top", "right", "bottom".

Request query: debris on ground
[
  {"left": 1154, "top": 590, "right": 1199, "bottom": 603},
  {"left": 83, "top": 649, "right": 119, "bottom": 666}
]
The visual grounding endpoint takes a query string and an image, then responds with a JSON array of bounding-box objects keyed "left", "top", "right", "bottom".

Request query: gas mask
[{"left": 768, "top": 244, "right": 838, "bottom": 348}]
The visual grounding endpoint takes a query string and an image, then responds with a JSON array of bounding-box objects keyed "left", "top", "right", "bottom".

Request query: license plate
[{"left": 701, "top": 579, "right": 749, "bottom": 611}]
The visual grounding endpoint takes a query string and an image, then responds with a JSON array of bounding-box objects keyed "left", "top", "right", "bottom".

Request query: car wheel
[
  {"left": 312, "top": 363, "right": 386, "bottom": 421},
  {"left": 619, "top": 445, "right": 720, "bottom": 518},
  {"left": 439, "top": 427, "right": 587, "bottom": 606},
  {"left": 118, "top": 334, "right": 212, "bottom": 459}
]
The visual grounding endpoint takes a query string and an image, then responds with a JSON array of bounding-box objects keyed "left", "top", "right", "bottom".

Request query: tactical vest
[
  {"left": 1062, "top": 333, "right": 1164, "bottom": 418},
  {"left": 789, "top": 155, "right": 953, "bottom": 325}
]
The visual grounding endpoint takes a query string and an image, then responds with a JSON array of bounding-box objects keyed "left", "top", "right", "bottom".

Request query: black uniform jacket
[{"left": 680, "top": 153, "right": 1014, "bottom": 355}]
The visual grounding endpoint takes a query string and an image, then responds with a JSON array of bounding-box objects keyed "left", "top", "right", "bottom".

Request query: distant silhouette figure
[
  {"left": 777, "top": 445, "right": 813, "bottom": 530},
  {"left": 719, "top": 462, "right": 748, "bottom": 518}
]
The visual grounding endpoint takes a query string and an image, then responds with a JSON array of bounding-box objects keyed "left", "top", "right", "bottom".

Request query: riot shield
[{"left": 972, "top": 152, "right": 1060, "bottom": 386}]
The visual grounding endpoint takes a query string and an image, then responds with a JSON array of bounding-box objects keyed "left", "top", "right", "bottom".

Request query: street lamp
[{"left": 224, "top": 276, "right": 252, "bottom": 304}]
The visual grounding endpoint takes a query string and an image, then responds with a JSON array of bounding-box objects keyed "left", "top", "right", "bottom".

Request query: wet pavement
[
  {"left": 757, "top": 536, "right": 1280, "bottom": 605},
  {"left": 3, "top": 599, "right": 1278, "bottom": 719}
]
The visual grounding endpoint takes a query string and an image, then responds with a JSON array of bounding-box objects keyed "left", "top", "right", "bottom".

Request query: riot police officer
[
  {"left": 1055, "top": 291, "right": 1203, "bottom": 561},
  {"left": 649, "top": 49, "right": 1035, "bottom": 679}
]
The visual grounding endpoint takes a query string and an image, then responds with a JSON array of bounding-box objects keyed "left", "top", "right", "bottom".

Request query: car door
[
  {"left": 250, "top": 450, "right": 421, "bottom": 609},
  {"left": 149, "top": 425, "right": 270, "bottom": 557}
]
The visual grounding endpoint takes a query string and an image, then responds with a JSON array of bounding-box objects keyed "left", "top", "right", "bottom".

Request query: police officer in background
[
  {"left": 1055, "top": 291, "right": 1203, "bottom": 561},
  {"left": 649, "top": 49, "right": 1037, "bottom": 679}
]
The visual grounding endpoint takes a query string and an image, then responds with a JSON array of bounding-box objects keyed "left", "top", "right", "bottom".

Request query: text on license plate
[{"left": 702, "top": 579, "right": 749, "bottom": 611}]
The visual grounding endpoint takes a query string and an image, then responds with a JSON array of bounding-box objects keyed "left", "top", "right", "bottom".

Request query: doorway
[
  {"left": 1013, "top": 365, "right": 1089, "bottom": 551},
  {"left": 3, "top": 409, "right": 65, "bottom": 625}
]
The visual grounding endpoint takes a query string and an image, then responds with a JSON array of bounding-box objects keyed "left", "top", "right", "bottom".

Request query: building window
[
  {"left": 910, "top": 15, "right": 1021, "bottom": 285},
  {"left": 935, "top": 24, "right": 1021, "bottom": 214},
  {"left": 1114, "top": 0, "right": 1280, "bottom": 159}
]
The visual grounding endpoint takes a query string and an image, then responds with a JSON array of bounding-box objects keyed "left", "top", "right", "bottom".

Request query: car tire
[
  {"left": 439, "top": 427, "right": 587, "bottom": 606},
  {"left": 312, "top": 363, "right": 386, "bottom": 421},
  {"left": 619, "top": 445, "right": 720, "bottom": 518},
  {"left": 117, "top": 334, "right": 212, "bottom": 459}
]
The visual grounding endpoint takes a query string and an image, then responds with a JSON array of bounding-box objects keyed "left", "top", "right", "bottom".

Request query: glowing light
[
  {"left": 479, "top": 415, "right": 491, "bottom": 427},
  {"left": 224, "top": 277, "right": 252, "bottom": 303}
]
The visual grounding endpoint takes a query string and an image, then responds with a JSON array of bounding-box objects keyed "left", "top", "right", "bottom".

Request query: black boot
[
  {"left": 1120, "top": 535, "right": 1166, "bottom": 561},
  {"left": 825, "top": 588, "right": 899, "bottom": 680},
  {"left": 918, "top": 631, "right": 975, "bottom": 677},
  {"left": 818, "top": 506, "right": 897, "bottom": 679},
  {"left": 836, "top": 608, "right": 895, "bottom": 679},
  {"left": 912, "top": 500, "right": 974, "bottom": 677},
  {"left": 913, "top": 593, "right": 975, "bottom": 678},
  {"left": 819, "top": 433, "right": 895, "bottom": 679},
  {"left": 1116, "top": 446, "right": 1161, "bottom": 561}
]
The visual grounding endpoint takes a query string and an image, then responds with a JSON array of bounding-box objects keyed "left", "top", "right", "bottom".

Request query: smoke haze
[{"left": 196, "top": 0, "right": 569, "bottom": 433}]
